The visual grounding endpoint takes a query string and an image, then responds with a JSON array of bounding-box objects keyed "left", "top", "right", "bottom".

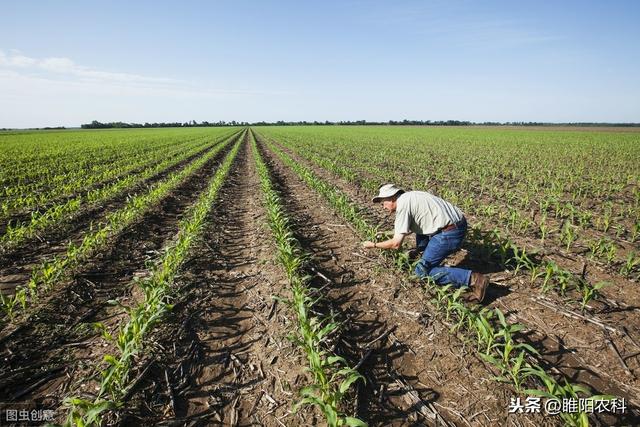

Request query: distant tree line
[
  {"left": 79, "top": 119, "right": 640, "bottom": 129},
  {"left": 1, "top": 126, "right": 67, "bottom": 131},
  {"left": 80, "top": 120, "right": 246, "bottom": 129}
]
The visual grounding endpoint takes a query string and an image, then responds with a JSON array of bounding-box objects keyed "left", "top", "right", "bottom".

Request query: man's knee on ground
[{"left": 414, "top": 261, "right": 433, "bottom": 278}]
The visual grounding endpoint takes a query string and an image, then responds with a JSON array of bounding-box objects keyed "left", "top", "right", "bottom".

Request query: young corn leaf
[{"left": 343, "top": 416, "right": 368, "bottom": 427}]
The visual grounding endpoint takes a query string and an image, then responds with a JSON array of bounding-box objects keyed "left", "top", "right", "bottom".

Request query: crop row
[
  {"left": 0, "top": 131, "right": 240, "bottom": 321},
  {"left": 262, "top": 133, "right": 637, "bottom": 310},
  {"left": 0, "top": 130, "right": 239, "bottom": 250},
  {"left": 0, "top": 129, "right": 238, "bottom": 218},
  {"left": 251, "top": 132, "right": 365, "bottom": 427},
  {"left": 63, "top": 135, "right": 243, "bottom": 426},
  {"left": 269, "top": 127, "right": 638, "bottom": 221},
  {"left": 0, "top": 128, "right": 235, "bottom": 190},
  {"left": 256, "top": 131, "right": 615, "bottom": 427},
  {"left": 260, "top": 127, "right": 639, "bottom": 270},
  {"left": 0, "top": 137, "right": 179, "bottom": 210}
]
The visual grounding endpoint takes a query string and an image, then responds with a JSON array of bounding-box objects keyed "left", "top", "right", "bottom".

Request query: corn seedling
[
  {"left": 620, "top": 252, "right": 640, "bottom": 277},
  {"left": 63, "top": 134, "right": 242, "bottom": 426},
  {"left": 560, "top": 221, "right": 577, "bottom": 251},
  {"left": 254, "top": 128, "right": 621, "bottom": 426},
  {"left": 253, "top": 133, "right": 365, "bottom": 427},
  {"left": 577, "top": 280, "right": 609, "bottom": 313},
  {"left": 524, "top": 365, "right": 614, "bottom": 427}
]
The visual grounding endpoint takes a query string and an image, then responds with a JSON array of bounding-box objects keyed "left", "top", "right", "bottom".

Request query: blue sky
[{"left": 1, "top": 0, "right": 638, "bottom": 127}]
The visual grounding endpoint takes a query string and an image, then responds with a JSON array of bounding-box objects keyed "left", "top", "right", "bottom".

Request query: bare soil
[
  {"left": 0, "top": 132, "right": 242, "bottom": 414},
  {"left": 0, "top": 130, "right": 243, "bottom": 292},
  {"left": 254, "top": 132, "right": 552, "bottom": 426},
  {"left": 258, "top": 131, "right": 640, "bottom": 426},
  {"left": 112, "top": 134, "right": 318, "bottom": 426},
  {"left": 3, "top": 127, "right": 638, "bottom": 426}
]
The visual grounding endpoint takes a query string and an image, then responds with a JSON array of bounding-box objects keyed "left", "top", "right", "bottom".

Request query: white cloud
[
  {"left": 38, "top": 57, "right": 76, "bottom": 72},
  {"left": 0, "top": 49, "right": 289, "bottom": 96},
  {"left": 0, "top": 50, "right": 293, "bottom": 128},
  {"left": 0, "top": 50, "right": 183, "bottom": 86},
  {"left": 0, "top": 51, "right": 37, "bottom": 67}
]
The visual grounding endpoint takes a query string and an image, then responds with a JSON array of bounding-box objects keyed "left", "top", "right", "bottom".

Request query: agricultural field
[{"left": 0, "top": 125, "right": 639, "bottom": 426}]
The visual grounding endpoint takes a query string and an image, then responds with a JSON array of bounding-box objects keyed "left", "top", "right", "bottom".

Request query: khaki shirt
[{"left": 394, "top": 191, "right": 464, "bottom": 236}]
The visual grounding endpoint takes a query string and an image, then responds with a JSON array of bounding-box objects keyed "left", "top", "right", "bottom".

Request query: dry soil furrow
[
  {"left": 263, "top": 134, "right": 640, "bottom": 424},
  {"left": 256, "top": 135, "right": 552, "bottom": 427},
  {"left": 0, "top": 133, "right": 243, "bottom": 408},
  {"left": 0, "top": 130, "right": 243, "bottom": 284},
  {"left": 114, "top": 138, "right": 319, "bottom": 426}
]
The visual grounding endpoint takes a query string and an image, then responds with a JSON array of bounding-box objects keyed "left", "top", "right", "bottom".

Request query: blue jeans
[{"left": 414, "top": 219, "right": 472, "bottom": 287}]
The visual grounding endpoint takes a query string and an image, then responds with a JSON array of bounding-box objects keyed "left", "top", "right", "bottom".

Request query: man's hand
[{"left": 362, "top": 241, "right": 376, "bottom": 249}]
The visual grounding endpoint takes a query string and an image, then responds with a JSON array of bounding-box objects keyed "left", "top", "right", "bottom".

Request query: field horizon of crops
[{"left": 1, "top": 125, "right": 638, "bottom": 426}]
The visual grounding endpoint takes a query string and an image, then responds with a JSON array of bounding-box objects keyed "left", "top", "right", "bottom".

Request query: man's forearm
[
  {"left": 375, "top": 239, "right": 396, "bottom": 249},
  {"left": 362, "top": 233, "right": 405, "bottom": 250}
]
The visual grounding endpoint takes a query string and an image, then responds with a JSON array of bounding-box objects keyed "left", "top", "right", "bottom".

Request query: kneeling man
[{"left": 362, "top": 184, "right": 489, "bottom": 302}]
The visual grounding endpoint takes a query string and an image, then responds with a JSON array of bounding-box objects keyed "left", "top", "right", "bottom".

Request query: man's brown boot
[{"left": 470, "top": 272, "right": 489, "bottom": 303}]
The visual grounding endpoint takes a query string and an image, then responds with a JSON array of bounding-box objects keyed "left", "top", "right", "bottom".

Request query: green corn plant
[
  {"left": 560, "top": 221, "right": 577, "bottom": 251},
  {"left": 510, "top": 244, "right": 535, "bottom": 275},
  {"left": 431, "top": 284, "right": 453, "bottom": 311},
  {"left": 620, "top": 252, "right": 640, "bottom": 277},
  {"left": 614, "top": 224, "right": 625, "bottom": 238},
  {"left": 577, "top": 210, "right": 592, "bottom": 227},
  {"left": 578, "top": 280, "right": 609, "bottom": 313},
  {"left": 556, "top": 270, "right": 573, "bottom": 296},
  {"left": 505, "top": 350, "right": 534, "bottom": 392},
  {"left": 63, "top": 397, "right": 117, "bottom": 427},
  {"left": 493, "top": 350, "right": 534, "bottom": 393},
  {"left": 524, "top": 365, "right": 614, "bottom": 427},
  {"left": 482, "top": 204, "right": 497, "bottom": 217},
  {"left": 253, "top": 134, "right": 365, "bottom": 426},
  {"left": 564, "top": 203, "right": 577, "bottom": 223},
  {"left": 538, "top": 199, "right": 550, "bottom": 215},
  {"left": 474, "top": 308, "right": 497, "bottom": 354},
  {"left": 603, "top": 207, "right": 613, "bottom": 232},
  {"left": 478, "top": 350, "right": 508, "bottom": 381},
  {"left": 91, "top": 322, "right": 114, "bottom": 342},
  {"left": 541, "top": 261, "right": 560, "bottom": 293},
  {"left": 393, "top": 249, "right": 412, "bottom": 272},
  {"left": 529, "top": 265, "right": 545, "bottom": 285},
  {"left": 517, "top": 217, "right": 533, "bottom": 234},
  {"left": 604, "top": 242, "right": 617, "bottom": 265},
  {"left": 507, "top": 208, "right": 520, "bottom": 230},
  {"left": 450, "top": 296, "right": 472, "bottom": 333},
  {"left": 0, "top": 290, "right": 22, "bottom": 320},
  {"left": 494, "top": 309, "right": 539, "bottom": 367},
  {"left": 497, "top": 237, "right": 513, "bottom": 267},
  {"left": 588, "top": 238, "right": 605, "bottom": 259},
  {"left": 445, "top": 286, "right": 466, "bottom": 322}
]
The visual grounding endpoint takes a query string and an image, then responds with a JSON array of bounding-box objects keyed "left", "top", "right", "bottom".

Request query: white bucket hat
[{"left": 372, "top": 183, "right": 404, "bottom": 203}]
